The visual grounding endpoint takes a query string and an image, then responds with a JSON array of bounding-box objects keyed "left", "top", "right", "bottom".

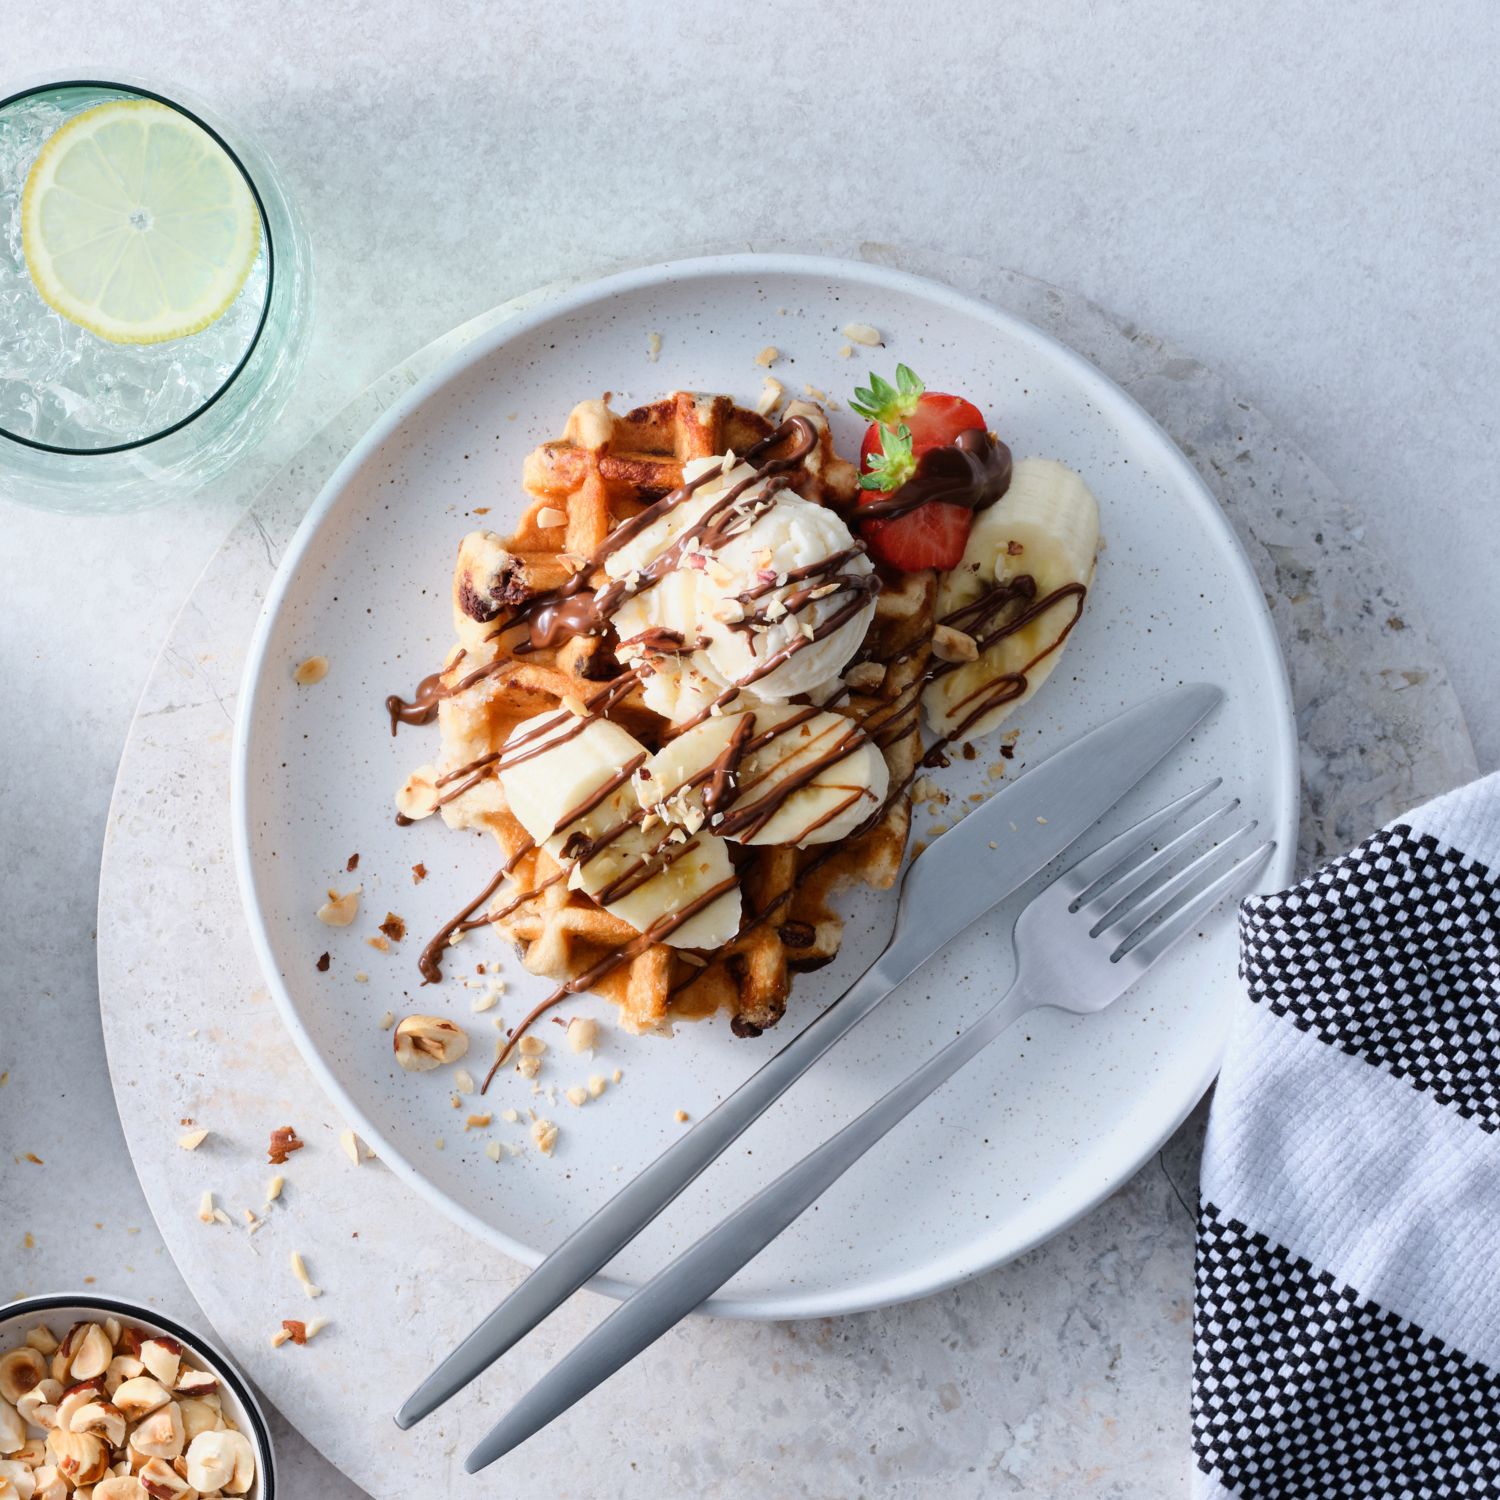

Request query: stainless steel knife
[{"left": 396, "top": 681, "right": 1222, "bottom": 1432}]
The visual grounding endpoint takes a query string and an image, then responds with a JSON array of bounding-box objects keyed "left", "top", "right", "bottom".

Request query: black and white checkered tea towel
[{"left": 1194, "top": 772, "right": 1500, "bottom": 1499}]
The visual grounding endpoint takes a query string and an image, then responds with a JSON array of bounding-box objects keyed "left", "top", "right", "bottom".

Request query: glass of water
[{"left": 0, "top": 77, "right": 312, "bottom": 514}]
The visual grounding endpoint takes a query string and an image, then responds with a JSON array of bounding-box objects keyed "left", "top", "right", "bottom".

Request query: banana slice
[
  {"left": 547, "top": 799, "right": 742, "bottom": 950},
  {"left": 635, "top": 655, "right": 722, "bottom": 725},
  {"left": 639, "top": 703, "right": 888, "bottom": 847},
  {"left": 499, "top": 710, "right": 741, "bottom": 948},
  {"left": 923, "top": 458, "right": 1098, "bottom": 741},
  {"left": 497, "top": 712, "right": 648, "bottom": 844}
]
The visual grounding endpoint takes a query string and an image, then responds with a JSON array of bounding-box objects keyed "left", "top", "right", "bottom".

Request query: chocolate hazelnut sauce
[
  {"left": 666, "top": 573, "right": 1089, "bottom": 1009},
  {"left": 385, "top": 671, "right": 446, "bottom": 735},
  {"left": 711, "top": 723, "right": 870, "bottom": 841},
  {"left": 409, "top": 413, "right": 1083, "bottom": 1055},
  {"left": 518, "top": 416, "right": 822, "bottom": 653},
  {"left": 852, "top": 428, "right": 1013, "bottom": 523},
  {"left": 701, "top": 712, "right": 756, "bottom": 818}
]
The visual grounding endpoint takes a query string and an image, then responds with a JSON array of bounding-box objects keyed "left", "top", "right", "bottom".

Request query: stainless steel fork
[{"left": 465, "top": 782, "right": 1275, "bottom": 1469}]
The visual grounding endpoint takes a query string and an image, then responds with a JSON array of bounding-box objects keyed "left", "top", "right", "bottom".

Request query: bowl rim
[{"left": 0, "top": 1291, "right": 277, "bottom": 1498}]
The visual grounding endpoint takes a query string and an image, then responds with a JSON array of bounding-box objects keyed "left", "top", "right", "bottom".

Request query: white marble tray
[{"left": 96, "top": 244, "right": 1476, "bottom": 1497}]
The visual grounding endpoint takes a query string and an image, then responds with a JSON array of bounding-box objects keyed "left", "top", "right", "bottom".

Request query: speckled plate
[{"left": 231, "top": 253, "right": 1296, "bottom": 1319}]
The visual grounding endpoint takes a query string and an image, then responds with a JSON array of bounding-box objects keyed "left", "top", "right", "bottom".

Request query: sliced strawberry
[{"left": 849, "top": 366, "right": 989, "bottom": 572}]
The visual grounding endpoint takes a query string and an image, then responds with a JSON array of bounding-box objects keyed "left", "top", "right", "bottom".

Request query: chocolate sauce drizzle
[
  {"left": 392, "top": 414, "right": 1084, "bottom": 1079},
  {"left": 854, "top": 428, "right": 1013, "bottom": 523}
]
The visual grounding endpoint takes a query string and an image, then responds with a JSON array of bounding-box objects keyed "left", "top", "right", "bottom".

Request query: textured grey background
[{"left": 4, "top": 3, "right": 1498, "bottom": 1496}]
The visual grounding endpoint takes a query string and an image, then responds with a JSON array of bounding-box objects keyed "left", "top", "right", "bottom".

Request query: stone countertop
[{"left": 3, "top": 3, "right": 1497, "bottom": 1496}]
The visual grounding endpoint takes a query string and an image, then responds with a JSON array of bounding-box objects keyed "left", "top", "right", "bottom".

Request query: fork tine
[
  {"left": 1094, "top": 821, "right": 1257, "bottom": 945},
  {"left": 1056, "top": 779, "right": 1222, "bottom": 900},
  {"left": 1076, "top": 798, "right": 1239, "bottom": 924},
  {"left": 1115, "top": 839, "right": 1276, "bottom": 967}
]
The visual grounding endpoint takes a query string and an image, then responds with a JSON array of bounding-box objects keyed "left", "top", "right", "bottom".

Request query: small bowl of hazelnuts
[{"left": 0, "top": 1293, "right": 275, "bottom": 1498}]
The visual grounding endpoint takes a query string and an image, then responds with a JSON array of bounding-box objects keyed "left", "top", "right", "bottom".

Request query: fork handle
[
  {"left": 397, "top": 942, "right": 926, "bottom": 1429},
  {"left": 464, "top": 976, "right": 1040, "bottom": 1470}
]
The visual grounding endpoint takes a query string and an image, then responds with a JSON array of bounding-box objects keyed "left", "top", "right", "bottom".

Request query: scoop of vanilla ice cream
[{"left": 606, "top": 458, "right": 876, "bottom": 708}]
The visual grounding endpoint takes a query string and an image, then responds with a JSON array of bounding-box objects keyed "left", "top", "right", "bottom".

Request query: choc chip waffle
[{"left": 423, "top": 390, "right": 935, "bottom": 1041}]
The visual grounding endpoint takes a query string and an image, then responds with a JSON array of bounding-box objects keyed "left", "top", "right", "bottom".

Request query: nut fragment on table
[
  {"left": 393, "top": 1015, "right": 469, "bottom": 1071},
  {"left": 0, "top": 1322, "right": 255, "bottom": 1496},
  {"left": 266, "top": 1125, "right": 304, "bottom": 1165}
]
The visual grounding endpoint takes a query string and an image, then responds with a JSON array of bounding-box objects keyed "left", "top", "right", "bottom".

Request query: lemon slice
[{"left": 22, "top": 99, "right": 262, "bottom": 345}]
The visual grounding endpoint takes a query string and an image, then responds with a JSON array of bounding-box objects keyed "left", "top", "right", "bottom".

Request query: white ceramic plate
[{"left": 232, "top": 254, "right": 1296, "bottom": 1319}]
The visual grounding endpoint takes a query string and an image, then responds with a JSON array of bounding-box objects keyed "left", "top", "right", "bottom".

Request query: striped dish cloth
[{"left": 1194, "top": 772, "right": 1500, "bottom": 1499}]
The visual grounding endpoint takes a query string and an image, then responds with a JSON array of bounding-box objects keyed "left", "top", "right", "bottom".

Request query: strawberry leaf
[
  {"left": 858, "top": 422, "right": 916, "bottom": 491},
  {"left": 849, "top": 364, "right": 926, "bottom": 424}
]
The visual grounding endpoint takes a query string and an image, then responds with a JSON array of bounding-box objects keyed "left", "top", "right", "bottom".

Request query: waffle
[{"left": 424, "top": 390, "right": 931, "bottom": 1039}]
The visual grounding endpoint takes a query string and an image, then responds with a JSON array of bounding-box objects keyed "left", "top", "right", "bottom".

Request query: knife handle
[
  {"left": 464, "top": 975, "right": 1039, "bottom": 1469},
  {"left": 396, "top": 938, "right": 921, "bottom": 1429}
]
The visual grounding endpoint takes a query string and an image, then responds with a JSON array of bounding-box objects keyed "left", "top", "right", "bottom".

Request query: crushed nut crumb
[
  {"left": 177, "top": 1129, "right": 209, "bottom": 1151},
  {"left": 267, "top": 1125, "right": 305, "bottom": 1165},
  {"left": 932, "top": 624, "right": 979, "bottom": 663},
  {"left": 290, "top": 1250, "right": 322, "bottom": 1298}
]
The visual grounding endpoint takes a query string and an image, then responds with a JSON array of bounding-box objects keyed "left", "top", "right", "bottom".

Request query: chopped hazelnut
[
  {"left": 289, "top": 1250, "right": 321, "bottom": 1299},
  {"left": 316, "top": 886, "right": 361, "bottom": 927},
  {"left": 932, "top": 624, "right": 979, "bottom": 663},
  {"left": 396, "top": 767, "right": 439, "bottom": 822},
  {"left": 565, "top": 1017, "right": 598, "bottom": 1054},
  {"left": 393, "top": 1016, "right": 469, "bottom": 1071}
]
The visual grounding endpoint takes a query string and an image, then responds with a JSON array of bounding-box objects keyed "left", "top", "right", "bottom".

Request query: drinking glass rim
[{"left": 0, "top": 77, "right": 277, "bottom": 458}]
